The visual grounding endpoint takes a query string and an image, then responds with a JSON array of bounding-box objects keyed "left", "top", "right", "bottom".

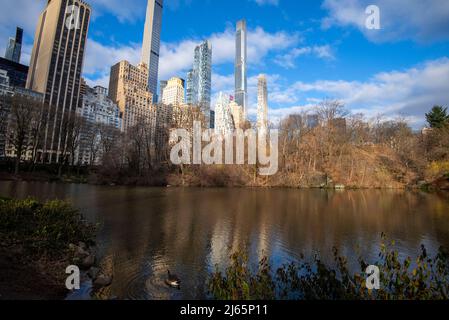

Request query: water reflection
[{"left": 1, "top": 181, "right": 449, "bottom": 299}]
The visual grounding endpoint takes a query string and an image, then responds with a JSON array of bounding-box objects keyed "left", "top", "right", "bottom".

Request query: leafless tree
[{"left": 6, "top": 95, "right": 42, "bottom": 174}]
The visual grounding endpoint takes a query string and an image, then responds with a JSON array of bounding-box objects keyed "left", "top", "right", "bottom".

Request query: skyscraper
[
  {"left": 186, "top": 40, "right": 212, "bottom": 124},
  {"left": 214, "top": 92, "right": 235, "bottom": 136},
  {"left": 162, "top": 77, "right": 185, "bottom": 106},
  {"left": 0, "top": 70, "right": 12, "bottom": 159},
  {"left": 257, "top": 74, "right": 268, "bottom": 134},
  {"left": 159, "top": 80, "right": 168, "bottom": 102},
  {"left": 230, "top": 100, "right": 244, "bottom": 130},
  {"left": 26, "top": 0, "right": 91, "bottom": 163},
  {"left": 108, "top": 61, "right": 153, "bottom": 132},
  {"left": 186, "top": 69, "right": 196, "bottom": 104},
  {"left": 0, "top": 57, "right": 28, "bottom": 88},
  {"left": 4, "top": 27, "right": 23, "bottom": 63},
  {"left": 75, "top": 85, "right": 122, "bottom": 165},
  {"left": 141, "top": 0, "right": 163, "bottom": 100},
  {"left": 235, "top": 20, "right": 247, "bottom": 119}
]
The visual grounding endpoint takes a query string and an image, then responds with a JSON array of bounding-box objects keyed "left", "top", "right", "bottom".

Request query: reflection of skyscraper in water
[
  {"left": 235, "top": 20, "right": 247, "bottom": 119},
  {"left": 186, "top": 40, "right": 212, "bottom": 126},
  {"left": 141, "top": 0, "right": 164, "bottom": 101}
]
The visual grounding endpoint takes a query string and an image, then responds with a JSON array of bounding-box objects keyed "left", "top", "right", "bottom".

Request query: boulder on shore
[
  {"left": 81, "top": 254, "right": 95, "bottom": 269},
  {"left": 87, "top": 267, "right": 100, "bottom": 280},
  {"left": 433, "top": 175, "right": 449, "bottom": 190},
  {"left": 94, "top": 274, "right": 112, "bottom": 287}
]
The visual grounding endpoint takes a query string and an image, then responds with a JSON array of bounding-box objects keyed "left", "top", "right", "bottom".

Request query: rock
[
  {"left": 88, "top": 245, "right": 97, "bottom": 255},
  {"left": 81, "top": 254, "right": 95, "bottom": 269},
  {"left": 70, "top": 242, "right": 90, "bottom": 259},
  {"left": 335, "top": 184, "right": 346, "bottom": 190},
  {"left": 76, "top": 247, "right": 90, "bottom": 259},
  {"left": 87, "top": 267, "right": 100, "bottom": 280},
  {"left": 94, "top": 274, "right": 112, "bottom": 287},
  {"left": 431, "top": 175, "right": 449, "bottom": 190},
  {"left": 417, "top": 180, "right": 427, "bottom": 187}
]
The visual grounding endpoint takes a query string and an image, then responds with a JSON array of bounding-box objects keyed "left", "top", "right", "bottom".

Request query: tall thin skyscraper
[
  {"left": 4, "top": 27, "right": 23, "bottom": 63},
  {"left": 186, "top": 40, "right": 212, "bottom": 124},
  {"left": 141, "top": 0, "right": 163, "bottom": 101},
  {"left": 257, "top": 74, "right": 268, "bottom": 134},
  {"left": 235, "top": 20, "right": 247, "bottom": 119},
  {"left": 27, "top": 0, "right": 91, "bottom": 163}
]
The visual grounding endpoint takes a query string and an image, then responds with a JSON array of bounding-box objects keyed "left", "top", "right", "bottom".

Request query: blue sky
[{"left": 1, "top": 0, "right": 449, "bottom": 127}]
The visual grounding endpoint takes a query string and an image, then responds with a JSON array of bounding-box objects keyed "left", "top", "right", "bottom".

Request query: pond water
[{"left": 1, "top": 181, "right": 449, "bottom": 299}]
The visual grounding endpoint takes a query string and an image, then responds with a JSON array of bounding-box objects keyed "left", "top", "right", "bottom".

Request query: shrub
[
  {"left": 0, "top": 198, "right": 95, "bottom": 254},
  {"left": 208, "top": 235, "right": 449, "bottom": 300},
  {"left": 426, "top": 161, "right": 449, "bottom": 180}
]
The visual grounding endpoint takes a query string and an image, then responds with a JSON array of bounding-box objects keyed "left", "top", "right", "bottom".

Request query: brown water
[{"left": 1, "top": 181, "right": 449, "bottom": 300}]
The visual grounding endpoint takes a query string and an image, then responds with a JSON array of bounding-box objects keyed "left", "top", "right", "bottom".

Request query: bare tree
[
  {"left": 0, "top": 94, "right": 10, "bottom": 158},
  {"left": 6, "top": 95, "right": 42, "bottom": 174},
  {"left": 52, "top": 110, "right": 85, "bottom": 176}
]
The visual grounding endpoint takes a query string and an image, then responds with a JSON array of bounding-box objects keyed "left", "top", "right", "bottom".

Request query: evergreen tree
[{"left": 425, "top": 105, "right": 449, "bottom": 128}]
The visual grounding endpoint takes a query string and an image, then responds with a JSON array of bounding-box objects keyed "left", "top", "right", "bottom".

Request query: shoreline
[
  {"left": 1, "top": 172, "right": 448, "bottom": 192},
  {"left": 0, "top": 198, "right": 110, "bottom": 301}
]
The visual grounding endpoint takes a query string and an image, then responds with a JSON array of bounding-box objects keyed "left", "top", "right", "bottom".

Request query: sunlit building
[
  {"left": 162, "top": 77, "right": 185, "bottom": 106},
  {"left": 159, "top": 80, "right": 168, "bottom": 102},
  {"left": 229, "top": 100, "right": 244, "bottom": 130},
  {"left": 214, "top": 92, "right": 235, "bottom": 136},
  {"left": 257, "top": 74, "right": 268, "bottom": 135},
  {"left": 75, "top": 85, "right": 122, "bottom": 165},
  {"left": 26, "top": 0, "right": 91, "bottom": 163},
  {"left": 109, "top": 61, "right": 153, "bottom": 132}
]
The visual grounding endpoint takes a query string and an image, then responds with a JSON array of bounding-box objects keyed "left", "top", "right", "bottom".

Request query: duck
[{"left": 165, "top": 270, "right": 181, "bottom": 288}]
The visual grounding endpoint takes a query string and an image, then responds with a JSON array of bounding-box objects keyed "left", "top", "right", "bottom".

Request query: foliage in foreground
[
  {"left": 208, "top": 236, "right": 449, "bottom": 300},
  {"left": 0, "top": 198, "right": 95, "bottom": 254}
]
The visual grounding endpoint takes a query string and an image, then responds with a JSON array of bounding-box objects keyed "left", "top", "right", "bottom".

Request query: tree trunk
[{"left": 14, "top": 145, "right": 22, "bottom": 175}]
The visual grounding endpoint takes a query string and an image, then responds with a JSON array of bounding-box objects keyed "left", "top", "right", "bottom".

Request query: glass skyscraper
[
  {"left": 4, "top": 27, "right": 23, "bottom": 64},
  {"left": 186, "top": 40, "right": 212, "bottom": 125},
  {"left": 141, "top": 0, "right": 163, "bottom": 101},
  {"left": 235, "top": 20, "right": 247, "bottom": 119}
]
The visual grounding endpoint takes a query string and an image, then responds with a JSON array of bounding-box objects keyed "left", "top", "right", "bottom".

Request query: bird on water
[{"left": 166, "top": 270, "right": 181, "bottom": 288}]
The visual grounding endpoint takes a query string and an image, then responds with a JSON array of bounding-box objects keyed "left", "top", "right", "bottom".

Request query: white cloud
[
  {"left": 83, "top": 39, "right": 142, "bottom": 87},
  {"left": 266, "top": 58, "right": 449, "bottom": 127},
  {"left": 0, "top": 0, "right": 46, "bottom": 65},
  {"left": 274, "top": 45, "right": 334, "bottom": 69},
  {"left": 322, "top": 0, "right": 449, "bottom": 43},
  {"left": 83, "top": 26, "right": 300, "bottom": 86}
]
